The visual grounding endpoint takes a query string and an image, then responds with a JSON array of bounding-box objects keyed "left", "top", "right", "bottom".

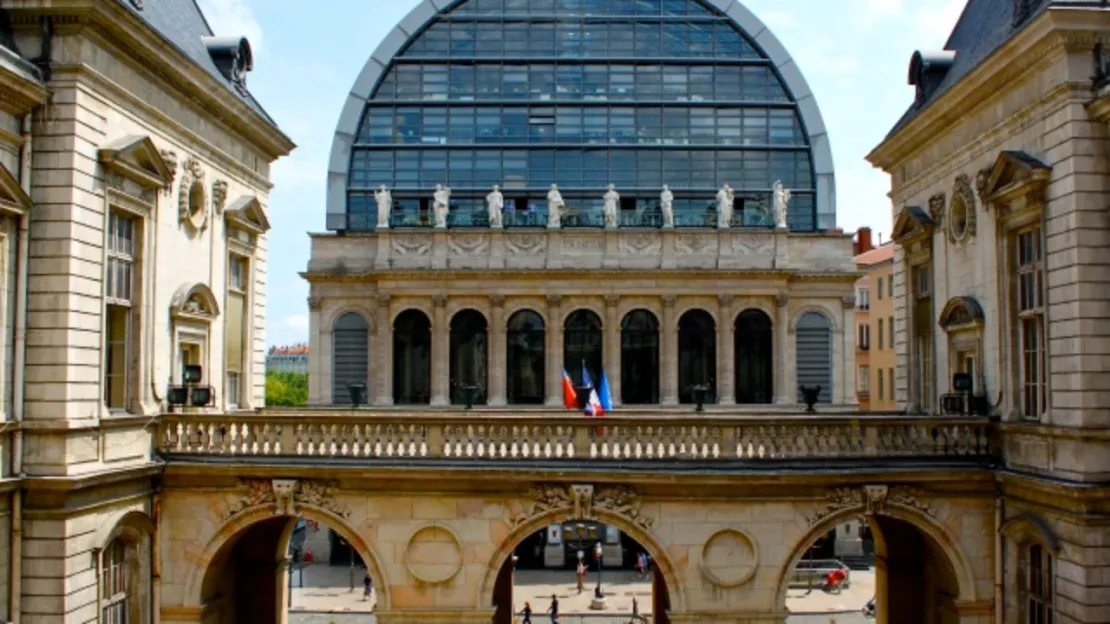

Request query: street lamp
[{"left": 594, "top": 541, "right": 604, "bottom": 599}]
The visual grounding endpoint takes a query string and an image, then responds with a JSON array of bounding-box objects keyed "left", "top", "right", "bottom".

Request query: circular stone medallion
[
  {"left": 405, "top": 524, "right": 463, "bottom": 585},
  {"left": 700, "top": 528, "right": 759, "bottom": 588}
]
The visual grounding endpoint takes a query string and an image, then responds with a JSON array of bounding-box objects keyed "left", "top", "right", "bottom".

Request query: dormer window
[
  {"left": 201, "top": 36, "right": 253, "bottom": 95},
  {"left": 908, "top": 50, "right": 956, "bottom": 107}
]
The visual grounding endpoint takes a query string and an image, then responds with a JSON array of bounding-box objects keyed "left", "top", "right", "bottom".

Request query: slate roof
[
  {"left": 887, "top": 0, "right": 1109, "bottom": 137},
  {"left": 115, "top": 0, "right": 277, "bottom": 127}
]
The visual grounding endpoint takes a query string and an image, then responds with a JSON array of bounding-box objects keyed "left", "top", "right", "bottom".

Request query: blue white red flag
[
  {"left": 598, "top": 371, "right": 613, "bottom": 412},
  {"left": 582, "top": 364, "right": 604, "bottom": 417}
]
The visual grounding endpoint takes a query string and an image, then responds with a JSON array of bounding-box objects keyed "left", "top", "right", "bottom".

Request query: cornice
[
  {"left": 8, "top": 0, "right": 294, "bottom": 159},
  {"left": 868, "top": 11, "right": 1107, "bottom": 170},
  {"left": 300, "top": 269, "right": 859, "bottom": 284},
  {"left": 0, "top": 62, "right": 47, "bottom": 115}
]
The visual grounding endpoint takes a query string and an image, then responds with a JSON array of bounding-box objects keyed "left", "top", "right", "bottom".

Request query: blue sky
[{"left": 195, "top": 0, "right": 967, "bottom": 348}]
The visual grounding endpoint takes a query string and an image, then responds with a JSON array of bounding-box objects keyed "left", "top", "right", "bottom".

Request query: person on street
[
  {"left": 634, "top": 552, "right": 645, "bottom": 579},
  {"left": 362, "top": 573, "right": 373, "bottom": 601},
  {"left": 576, "top": 560, "right": 587, "bottom": 594},
  {"left": 521, "top": 600, "right": 533, "bottom": 624},
  {"left": 546, "top": 594, "right": 559, "bottom": 623}
]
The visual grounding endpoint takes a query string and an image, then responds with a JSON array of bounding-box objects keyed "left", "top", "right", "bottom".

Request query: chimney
[{"left": 854, "top": 227, "right": 874, "bottom": 255}]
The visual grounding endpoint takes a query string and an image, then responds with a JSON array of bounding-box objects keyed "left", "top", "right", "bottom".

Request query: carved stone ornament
[
  {"left": 841, "top": 295, "right": 857, "bottom": 310},
  {"left": 448, "top": 233, "right": 489, "bottom": 256},
  {"left": 777, "top": 293, "right": 789, "bottom": 309},
  {"left": 307, "top": 296, "right": 322, "bottom": 311},
  {"left": 546, "top": 294, "right": 563, "bottom": 308},
  {"left": 888, "top": 487, "right": 936, "bottom": 517},
  {"left": 718, "top": 294, "right": 734, "bottom": 308},
  {"left": 390, "top": 234, "right": 432, "bottom": 257},
  {"left": 948, "top": 173, "right": 978, "bottom": 245},
  {"left": 182, "top": 295, "right": 209, "bottom": 316},
  {"left": 489, "top": 294, "right": 506, "bottom": 308},
  {"left": 974, "top": 166, "right": 992, "bottom": 201},
  {"left": 212, "top": 179, "right": 229, "bottom": 215},
  {"left": 619, "top": 233, "right": 661, "bottom": 255},
  {"left": 226, "top": 478, "right": 350, "bottom": 519},
  {"left": 178, "top": 157, "right": 209, "bottom": 232},
  {"left": 805, "top": 487, "right": 864, "bottom": 526},
  {"left": 928, "top": 192, "right": 946, "bottom": 224},
  {"left": 106, "top": 172, "right": 127, "bottom": 193},
  {"left": 160, "top": 149, "right": 178, "bottom": 191},
  {"left": 432, "top": 294, "right": 448, "bottom": 308},
  {"left": 604, "top": 294, "right": 619, "bottom": 309},
  {"left": 505, "top": 233, "right": 546, "bottom": 256},
  {"left": 807, "top": 485, "right": 935, "bottom": 526},
  {"left": 510, "top": 483, "right": 655, "bottom": 530}
]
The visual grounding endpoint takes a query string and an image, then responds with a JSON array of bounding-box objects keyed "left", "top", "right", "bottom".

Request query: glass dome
[{"left": 331, "top": 0, "right": 834, "bottom": 232}]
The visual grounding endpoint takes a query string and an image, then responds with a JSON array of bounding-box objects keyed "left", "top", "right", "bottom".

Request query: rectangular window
[
  {"left": 917, "top": 336, "right": 932, "bottom": 411},
  {"left": 889, "top": 316, "right": 894, "bottom": 350},
  {"left": 857, "top": 288, "right": 870, "bottom": 310},
  {"left": 227, "top": 255, "right": 248, "bottom": 409},
  {"left": 1023, "top": 544, "right": 1054, "bottom": 624},
  {"left": 878, "top": 368, "right": 884, "bottom": 400},
  {"left": 105, "top": 211, "right": 137, "bottom": 411},
  {"left": 100, "top": 539, "right": 128, "bottom": 623},
  {"left": 888, "top": 276, "right": 894, "bottom": 298},
  {"left": 858, "top": 365, "right": 870, "bottom": 395},
  {"left": 915, "top": 266, "right": 931, "bottom": 298},
  {"left": 878, "top": 319, "right": 884, "bottom": 350},
  {"left": 1016, "top": 227, "right": 1046, "bottom": 419},
  {"left": 858, "top": 324, "right": 870, "bottom": 350},
  {"left": 888, "top": 367, "right": 894, "bottom": 400}
]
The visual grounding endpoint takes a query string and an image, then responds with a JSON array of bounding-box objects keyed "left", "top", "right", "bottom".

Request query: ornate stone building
[
  {"left": 868, "top": 0, "right": 1110, "bottom": 622},
  {"left": 0, "top": 1, "right": 293, "bottom": 622}
]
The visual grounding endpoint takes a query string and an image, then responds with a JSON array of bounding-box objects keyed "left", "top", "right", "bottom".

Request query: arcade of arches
[
  {"left": 323, "top": 299, "right": 840, "bottom": 408},
  {"left": 157, "top": 475, "right": 999, "bottom": 624}
]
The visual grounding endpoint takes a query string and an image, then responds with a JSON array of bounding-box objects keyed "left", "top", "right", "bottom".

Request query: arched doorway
[
  {"left": 490, "top": 517, "right": 673, "bottom": 624},
  {"left": 507, "top": 310, "right": 546, "bottom": 404},
  {"left": 734, "top": 309, "right": 773, "bottom": 404},
  {"left": 621, "top": 309, "right": 660, "bottom": 404},
  {"left": 780, "top": 509, "right": 968, "bottom": 624},
  {"left": 564, "top": 309, "right": 603, "bottom": 387},
  {"left": 197, "top": 512, "right": 380, "bottom": 624},
  {"left": 449, "top": 309, "right": 488, "bottom": 405},
  {"left": 795, "top": 311, "right": 832, "bottom": 404},
  {"left": 678, "top": 309, "right": 716, "bottom": 404},
  {"left": 393, "top": 309, "right": 431, "bottom": 404},
  {"left": 332, "top": 312, "right": 369, "bottom": 404}
]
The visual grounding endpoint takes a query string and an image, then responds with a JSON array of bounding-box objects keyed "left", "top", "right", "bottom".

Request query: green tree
[{"left": 265, "top": 370, "right": 308, "bottom": 407}]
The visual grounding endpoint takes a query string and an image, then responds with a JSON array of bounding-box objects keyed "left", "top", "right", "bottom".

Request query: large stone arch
[
  {"left": 326, "top": 0, "right": 835, "bottom": 223},
  {"left": 478, "top": 507, "right": 687, "bottom": 614},
  {"left": 773, "top": 503, "right": 979, "bottom": 609},
  {"left": 181, "top": 503, "right": 391, "bottom": 611}
]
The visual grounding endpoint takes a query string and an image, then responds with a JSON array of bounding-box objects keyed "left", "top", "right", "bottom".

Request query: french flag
[
  {"left": 561, "top": 368, "right": 577, "bottom": 409},
  {"left": 581, "top": 365, "right": 609, "bottom": 417}
]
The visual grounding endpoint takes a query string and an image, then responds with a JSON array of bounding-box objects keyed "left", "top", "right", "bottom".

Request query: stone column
[
  {"left": 431, "top": 295, "right": 450, "bottom": 406},
  {"left": 545, "top": 295, "right": 564, "bottom": 406},
  {"left": 717, "top": 294, "right": 735, "bottom": 405},
  {"left": 774, "top": 294, "right": 794, "bottom": 404},
  {"left": 661, "top": 295, "right": 679, "bottom": 406},
  {"left": 276, "top": 556, "right": 292, "bottom": 624},
  {"left": 307, "top": 296, "right": 326, "bottom": 404},
  {"left": 488, "top": 295, "right": 507, "bottom": 406},
  {"left": 375, "top": 295, "right": 393, "bottom": 406},
  {"left": 839, "top": 295, "right": 857, "bottom": 406},
  {"left": 604, "top": 295, "right": 621, "bottom": 406}
]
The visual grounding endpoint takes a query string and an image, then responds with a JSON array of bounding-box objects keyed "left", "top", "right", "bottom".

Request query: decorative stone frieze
[
  {"left": 212, "top": 179, "right": 229, "bottom": 215},
  {"left": 160, "top": 149, "right": 178, "bottom": 193},
  {"left": 948, "top": 173, "right": 977, "bottom": 244},
  {"left": 510, "top": 483, "right": 655, "bottom": 530},
  {"left": 807, "top": 484, "right": 936, "bottom": 526},
  {"left": 928, "top": 192, "right": 946, "bottom": 224},
  {"left": 226, "top": 478, "right": 349, "bottom": 519},
  {"left": 178, "top": 157, "right": 209, "bottom": 232},
  {"left": 805, "top": 487, "right": 863, "bottom": 526}
]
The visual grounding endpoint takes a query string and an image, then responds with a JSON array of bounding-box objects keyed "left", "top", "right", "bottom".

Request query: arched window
[
  {"left": 449, "top": 309, "right": 488, "bottom": 405},
  {"left": 621, "top": 309, "right": 659, "bottom": 404},
  {"left": 564, "top": 309, "right": 603, "bottom": 387},
  {"left": 507, "top": 310, "right": 545, "bottom": 405},
  {"left": 735, "top": 309, "right": 773, "bottom": 404},
  {"left": 1023, "top": 543, "right": 1054, "bottom": 623},
  {"left": 393, "top": 309, "right": 431, "bottom": 405},
  {"left": 678, "top": 309, "right": 716, "bottom": 404},
  {"left": 101, "top": 537, "right": 132, "bottom": 623},
  {"left": 796, "top": 311, "right": 832, "bottom": 404},
  {"left": 332, "top": 313, "right": 369, "bottom": 404}
]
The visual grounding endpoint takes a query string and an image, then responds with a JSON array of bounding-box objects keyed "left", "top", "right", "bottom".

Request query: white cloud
[
  {"left": 913, "top": 0, "right": 966, "bottom": 47},
  {"left": 196, "top": 0, "right": 265, "bottom": 52},
  {"left": 282, "top": 314, "right": 309, "bottom": 330}
]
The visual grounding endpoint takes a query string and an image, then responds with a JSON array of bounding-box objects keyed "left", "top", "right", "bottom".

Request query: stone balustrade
[
  {"left": 158, "top": 410, "right": 994, "bottom": 464},
  {"left": 306, "top": 227, "right": 857, "bottom": 275}
]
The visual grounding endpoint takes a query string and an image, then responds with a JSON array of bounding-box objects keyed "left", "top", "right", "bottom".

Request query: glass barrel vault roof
[{"left": 328, "top": 0, "right": 835, "bottom": 233}]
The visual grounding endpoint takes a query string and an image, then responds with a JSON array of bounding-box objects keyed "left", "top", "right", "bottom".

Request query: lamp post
[{"left": 594, "top": 541, "right": 604, "bottom": 598}]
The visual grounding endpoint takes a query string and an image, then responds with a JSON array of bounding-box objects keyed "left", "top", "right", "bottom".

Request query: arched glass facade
[{"left": 343, "top": 0, "right": 822, "bottom": 232}]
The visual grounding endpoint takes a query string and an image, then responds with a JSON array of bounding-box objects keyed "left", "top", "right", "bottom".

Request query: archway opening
[
  {"left": 795, "top": 311, "right": 832, "bottom": 404},
  {"left": 734, "top": 309, "right": 773, "bottom": 404},
  {"left": 783, "top": 513, "right": 961, "bottom": 624},
  {"left": 507, "top": 309, "right": 546, "bottom": 404},
  {"left": 621, "top": 309, "right": 660, "bottom": 405},
  {"left": 199, "top": 516, "right": 376, "bottom": 624},
  {"left": 332, "top": 312, "right": 369, "bottom": 404},
  {"left": 494, "top": 519, "right": 670, "bottom": 624},
  {"left": 393, "top": 309, "right": 432, "bottom": 404},
  {"left": 450, "top": 309, "right": 489, "bottom": 405},
  {"left": 678, "top": 309, "right": 716, "bottom": 404},
  {"left": 564, "top": 310, "right": 603, "bottom": 387}
]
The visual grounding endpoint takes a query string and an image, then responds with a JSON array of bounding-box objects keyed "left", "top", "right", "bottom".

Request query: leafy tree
[{"left": 266, "top": 370, "right": 308, "bottom": 407}]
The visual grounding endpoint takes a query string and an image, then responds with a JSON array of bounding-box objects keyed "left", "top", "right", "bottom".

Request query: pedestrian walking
[
  {"left": 546, "top": 594, "right": 559, "bottom": 623},
  {"left": 362, "top": 572, "right": 373, "bottom": 601},
  {"left": 521, "top": 600, "right": 532, "bottom": 624}
]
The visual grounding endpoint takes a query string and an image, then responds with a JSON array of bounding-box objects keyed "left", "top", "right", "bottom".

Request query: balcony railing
[{"left": 158, "top": 411, "right": 994, "bottom": 465}]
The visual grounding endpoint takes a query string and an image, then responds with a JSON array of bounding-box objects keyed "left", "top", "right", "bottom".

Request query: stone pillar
[
  {"left": 375, "top": 295, "right": 393, "bottom": 406},
  {"left": 545, "top": 295, "right": 564, "bottom": 406},
  {"left": 488, "top": 295, "right": 507, "bottom": 406},
  {"left": 717, "top": 294, "right": 735, "bottom": 405},
  {"left": 840, "top": 295, "right": 857, "bottom": 406},
  {"left": 604, "top": 295, "right": 621, "bottom": 406},
  {"left": 276, "top": 556, "right": 291, "bottom": 624},
  {"left": 431, "top": 295, "right": 449, "bottom": 406},
  {"left": 661, "top": 295, "right": 679, "bottom": 406},
  {"left": 307, "top": 296, "right": 327, "bottom": 405},
  {"left": 774, "top": 294, "right": 794, "bottom": 405}
]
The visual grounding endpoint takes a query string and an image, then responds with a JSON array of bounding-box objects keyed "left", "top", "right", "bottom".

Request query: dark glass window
[
  {"left": 507, "top": 310, "right": 546, "bottom": 404},
  {"left": 621, "top": 309, "right": 659, "bottom": 404},
  {"left": 450, "top": 309, "right": 488, "bottom": 405},
  {"left": 332, "top": 313, "right": 369, "bottom": 404},
  {"left": 564, "top": 309, "right": 603, "bottom": 387},
  {"left": 348, "top": 0, "right": 819, "bottom": 232},
  {"left": 393, "top": 309, "right": 431, "bottom": 405},
  {"left": 796, "top": 312, "right": 832, "bottom": 404},
  {"left": 734, "top": 309, "right": 773, "bottom": 404},
  {"left": 678, "top": 309, "right": 715, "bottom": 404}
]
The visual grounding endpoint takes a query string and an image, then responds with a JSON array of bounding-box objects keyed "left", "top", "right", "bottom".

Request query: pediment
[
  {"left": 171, "top": 283, "right": 220, "bottom": 322},
  {"left": 98, "top": 135, "right": 174, "bottom": 190},
  {"left": 891, "top": 205, "right": 935, "bottom": 244},
  {"left": 224, "top": 195, "right": 271, "bottom": 235},
  {"left": 0, "top": 162, "right": 32, "bottom": 215},
  {"left": 981, "top": 150, "right": 1050, "bottom": 207},
  {"left": 938, "top": 296, "right": 984, "bottom": 330}
]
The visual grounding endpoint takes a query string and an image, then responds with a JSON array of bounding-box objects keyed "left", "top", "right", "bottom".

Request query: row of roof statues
[{"left": 372, "top": 181, "right": 792, "bottom": 230}]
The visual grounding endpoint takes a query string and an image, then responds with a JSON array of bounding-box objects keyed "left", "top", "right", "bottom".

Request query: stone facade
[
  {"left": 0, "top": 2, "right": 293, "bottom": 623},
  {"left": 868, "top": 3, "right": 1110, "bottom": 623}
]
